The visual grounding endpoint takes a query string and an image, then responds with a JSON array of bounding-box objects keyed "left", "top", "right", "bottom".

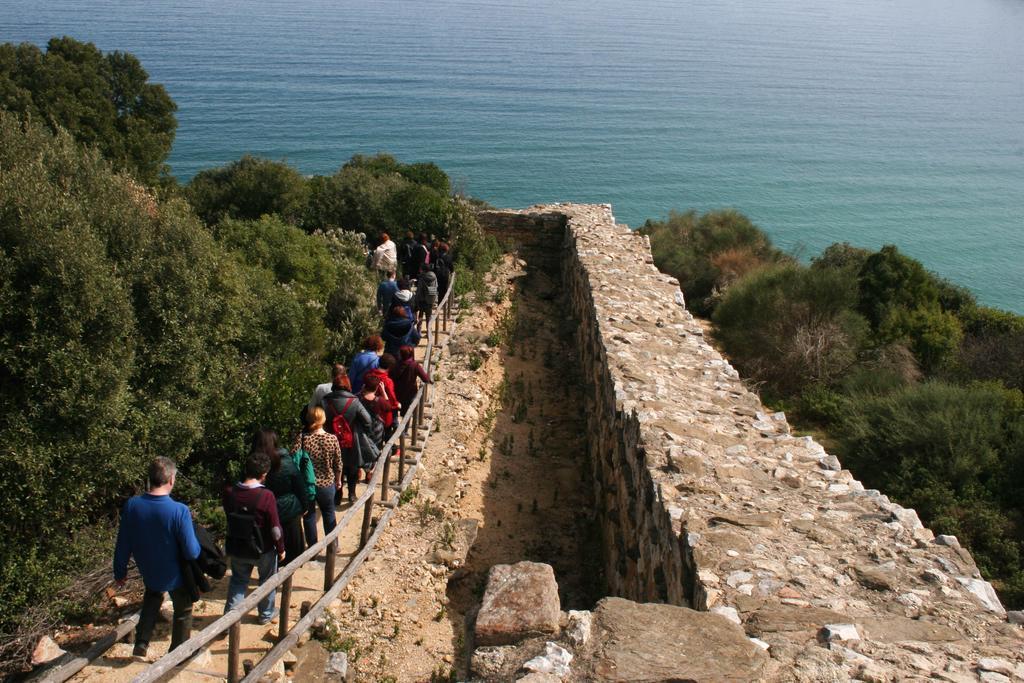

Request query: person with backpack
[
  {"left": 394, "top": 279, "right": 415, "bottom": 320},
  {"left": 309, "top": 363, "right": 346, "bottom": 410},
  {"left": 292, "top": 406, "right": 342, "bottom": 544},
  {"left": 415, "top": 263, "right": 438, "bottom": 335},
  {"left": 322, "top": 375, "right": 375, "bottom": 503},
  {"left": 113, "top": 457, "right": 200, "bottom": 658},
  {"left": 222, "top": 452, "right": 285, "bottom": 625},
  {"left": 255, "top": 428, "right": 308, "bottom": 566}
]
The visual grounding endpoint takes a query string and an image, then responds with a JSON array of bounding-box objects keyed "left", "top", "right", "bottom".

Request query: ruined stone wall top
[{"left": 482, "top": 203, "right": 1023, "bottom": 681}]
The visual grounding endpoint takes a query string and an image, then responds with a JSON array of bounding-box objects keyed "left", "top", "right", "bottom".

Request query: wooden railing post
[
  {"left": 417, "top": 385, "right": 427, "bottom": 426},
  {"left": 411, "top": 400, "right": 420, "bottom": 445},
  {"left": 228, "top": 622, "right": 241, "bottom": 683},
  {"left": 324, "top": 539, "right": 336, "bottom": 591},
  {"left": 398, "top": 431, "right": 407, "bottom": 485},
  {"left": 433, "top": 312, "right": 440, "bottom": 345},
  {"left": 359, "top": 497, "right": 375, "bottom": 548},
  {"left": 381, "top": 451, "right": 392, "bottom": 502},
  {"left": 278, "top": 576, "right": 292, "bottom": 643}
]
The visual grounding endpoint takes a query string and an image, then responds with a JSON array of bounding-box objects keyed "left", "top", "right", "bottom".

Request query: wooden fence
[{"left": 33, "top": 275, "right": 459, "bottom": 683}]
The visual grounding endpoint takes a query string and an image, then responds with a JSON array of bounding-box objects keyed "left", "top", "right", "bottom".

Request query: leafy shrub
[
  {"left": 712, "top": 264, "right": 869, "bottom": 396},
  {"left": 185, "top": 155, "right": 309, "bottom": 225},
  {"left": 639, "top": 209, "right": 787, "bottom": 315},
  {"left": 837, "top": 381, "right": 1024, "bottom": 604}
]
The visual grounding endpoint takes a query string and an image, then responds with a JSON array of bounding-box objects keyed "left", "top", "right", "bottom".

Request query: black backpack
[{"left": 225, "top": 490, "right": 267, "bottom": 559}]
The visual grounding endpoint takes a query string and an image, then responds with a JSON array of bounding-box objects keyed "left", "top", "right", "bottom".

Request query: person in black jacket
[
  {"left": 254, "top": 429, "right": 309, "bottom": 565},
  {"left": 433, "top": 242, "right": 454, "bottom": 301}
]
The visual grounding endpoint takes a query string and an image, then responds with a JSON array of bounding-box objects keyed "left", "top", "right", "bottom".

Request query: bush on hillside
[
  {"left": 856, "top": 245, "right": 964, "bottom": 373},
  {"left": 837, "top": 381, "right": 1024, "bottom": 605},
  {"left": 712, "top": 264, "right": 869, "bottom": 396},
  {"left": 639, "top": 209, "right": 787, "bottom": 315},
  {"left": 185, "top": 155, "right": 310, "bottom": 226},
  {"left": 0, "top": 37, "right": 176, "bottom": 185}
]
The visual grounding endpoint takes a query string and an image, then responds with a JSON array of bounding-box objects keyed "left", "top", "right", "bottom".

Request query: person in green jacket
[{"left": 253, "top": 429, "right": 309, "bottom": 565}]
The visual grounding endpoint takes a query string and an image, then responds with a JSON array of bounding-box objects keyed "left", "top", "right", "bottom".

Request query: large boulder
[
  {"left": 475, "top": 562, "right": 561, "bottom": 646},
  {"left": 583, "top": 597, "right": 767, "bottom": 682}
]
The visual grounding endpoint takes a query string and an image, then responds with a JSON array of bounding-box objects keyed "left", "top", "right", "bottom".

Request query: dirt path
[
  {"left": 69, "top": 250, "right": 601, "bottom": 682},
  {"left": 322, "top": 252, "right": 602, "bottom": 682}
]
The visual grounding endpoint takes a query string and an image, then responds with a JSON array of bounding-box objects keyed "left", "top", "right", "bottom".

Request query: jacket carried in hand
[{"left": 179, "top": 522, "right": 227, "bottom": 602}]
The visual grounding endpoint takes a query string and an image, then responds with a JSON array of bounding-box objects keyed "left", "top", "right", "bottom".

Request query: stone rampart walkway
[{"left": 479, "top": 204, "right": 1023, "bottom": 682}]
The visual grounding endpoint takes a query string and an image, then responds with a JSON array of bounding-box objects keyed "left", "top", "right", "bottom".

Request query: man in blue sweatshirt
[{"left": 114, "top": 457, "right": 200, "bottom": 658}]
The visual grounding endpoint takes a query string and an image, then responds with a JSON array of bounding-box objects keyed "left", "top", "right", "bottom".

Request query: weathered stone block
[
  {"left": 585, "top": 597, "right": 766, "bottom": 682},
  {"left": 475, "top": 562, "right": 561, "bottom": 646}
]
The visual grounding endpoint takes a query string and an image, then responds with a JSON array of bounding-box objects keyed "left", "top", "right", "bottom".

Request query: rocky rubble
[
  {"left": 468, "top": 562, "right": 768, "bottom": 682},
  {"left": 477, "top": 205, "right": 1024, "bottom": 681}
]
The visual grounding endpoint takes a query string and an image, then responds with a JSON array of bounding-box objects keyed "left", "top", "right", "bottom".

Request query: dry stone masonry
[{"left": 477, "top": 204, "right": 1024, "bottom": 682}]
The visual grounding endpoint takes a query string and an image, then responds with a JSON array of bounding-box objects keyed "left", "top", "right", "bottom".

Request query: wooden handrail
[{"left": 120, "top": 273, "right": 458, "bottom": 683}]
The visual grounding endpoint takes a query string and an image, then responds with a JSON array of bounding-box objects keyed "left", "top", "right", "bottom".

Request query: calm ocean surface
[{"left": 2, "top": 0, "right": 1022, "bottom": 311}]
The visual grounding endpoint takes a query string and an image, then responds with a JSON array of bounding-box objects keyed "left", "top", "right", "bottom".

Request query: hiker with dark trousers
[
  {"left": 400, "top": 231, "right": 418, "bottom": 280},
  {"left": 390, "top": 345, "right": 432, "bottom": 416},
  {"left": 322, "top": 375, "right": 375, "bottom": 503},
  {"left": 114, "top": 457, "right": 200, "bottom": 658},
  {"left": 293, "top": 405, "right": 342, "bottom": 544},
  {"left": 433, "top": 242, "right": 454, "bottom": 301},
  {"left": 376, "top": 270, "right": 399, "bottom": 316},
  {"left": 415, "top": 263, "right": 438, "bottom": 336},
  {"left": 222, "top": 452, "right": 285, "bottom": 624},
  {"left": 409, "top": 232, "right": 430, "bottom": 279},
  {"left": 256, "top": 428, "right": 308, "bottom": 565}
]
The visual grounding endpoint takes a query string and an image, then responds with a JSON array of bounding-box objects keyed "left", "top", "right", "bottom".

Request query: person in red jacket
[{"left": 363, "top": 353, "right": 400, "bottom": 433}]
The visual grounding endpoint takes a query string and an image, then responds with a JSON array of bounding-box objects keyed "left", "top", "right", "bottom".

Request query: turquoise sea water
[{"left": 2, "top": 0, "right": 1022, "bottom": 311}]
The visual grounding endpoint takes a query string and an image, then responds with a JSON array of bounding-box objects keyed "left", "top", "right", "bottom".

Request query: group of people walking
[{"left": 113, "top": 230, "right": 450, "bottom": 657}]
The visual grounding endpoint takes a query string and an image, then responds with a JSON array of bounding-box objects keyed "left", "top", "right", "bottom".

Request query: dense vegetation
[
  {"left": 0, "top": 39, "right": 498, "bottom": 669},
  {"left": 641, "top": 212, "right": 1024, "bottom": 608}
]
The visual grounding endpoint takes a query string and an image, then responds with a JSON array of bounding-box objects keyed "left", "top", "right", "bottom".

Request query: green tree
[
  {"left": 185, "top": 155, "right": 310, "bottom": 225},
  {"left": 0, "top": 37, "right": 176, "bottom": 184}
]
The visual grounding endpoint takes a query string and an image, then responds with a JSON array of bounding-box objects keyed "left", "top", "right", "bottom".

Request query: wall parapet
[{"left": 478, "top": 204, "right": 1023, "bottom": 681}]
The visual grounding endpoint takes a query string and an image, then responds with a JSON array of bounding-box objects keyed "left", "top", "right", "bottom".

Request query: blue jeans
[
  {"left": 302, "top": 485, "right": 337, "bottom": 545},
  {"left": 225, "top": 551, "right": 277, "bottom": 621}
]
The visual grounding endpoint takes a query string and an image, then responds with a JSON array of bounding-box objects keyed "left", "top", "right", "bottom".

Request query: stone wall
[{"left": 478, "top": 204, "right": 1023, "bottom": 681}]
